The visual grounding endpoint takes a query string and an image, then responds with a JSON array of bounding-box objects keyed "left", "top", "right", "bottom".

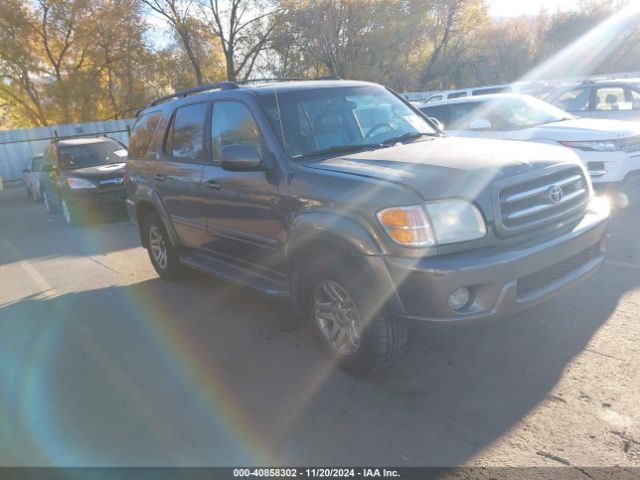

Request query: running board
[{"left": 179, "top": 251, "right": 290, "bottom": 300}]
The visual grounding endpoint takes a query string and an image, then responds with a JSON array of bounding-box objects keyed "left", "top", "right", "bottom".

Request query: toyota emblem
[{"left": 548, "top": 185, "right": 564, "bottom": 204}]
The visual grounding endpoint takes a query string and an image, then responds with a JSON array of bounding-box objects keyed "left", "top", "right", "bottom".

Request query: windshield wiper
[
  {"left": 297, "top": 143, "right": 384, "bottom": 160},
  {"left": 381, "top": 132, "right": 433, "bottom": 145}
]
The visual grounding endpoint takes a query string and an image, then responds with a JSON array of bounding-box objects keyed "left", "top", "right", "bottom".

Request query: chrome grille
[
  {"left": 618, "top": 136, "right": 640, "bottom": 153},
  {"left": 496, "top": 166, "right": 589, "bottom": 235}
]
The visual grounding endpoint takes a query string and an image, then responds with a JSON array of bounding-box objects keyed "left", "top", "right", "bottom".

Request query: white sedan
[{"left": 419, "top": 93, "right": 640, "bottom": 206}]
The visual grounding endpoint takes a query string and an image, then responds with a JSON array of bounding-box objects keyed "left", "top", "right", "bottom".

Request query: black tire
[
  {"left": 300, "top": 255, "right": 407, "bottom": 376},
  {"left": 143, "top": 211, "right": 183, "bottom": 280}
]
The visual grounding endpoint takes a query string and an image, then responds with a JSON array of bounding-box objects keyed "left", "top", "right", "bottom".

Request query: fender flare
[
  {"left": 133, "top": 187, "right": 180, "bottom": 248},
  {"left": 285, "top": 211, "right": 382, "bottom": 264}
]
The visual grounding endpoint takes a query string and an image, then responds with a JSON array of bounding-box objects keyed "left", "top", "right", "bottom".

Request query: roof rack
[
  {"left": 146, "top": 81, "right": 239, "bottom": 108},
  {"left": 234, "top": 76, "right": 342, "bottom": 85},
  {"left": 144, "top": 76, "right": 346, "bottom": 109},
  {"left": 51, "top": 133, "right": 107, "bottom": 143}
]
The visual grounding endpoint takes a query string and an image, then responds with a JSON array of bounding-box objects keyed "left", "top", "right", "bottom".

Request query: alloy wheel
[
  {"left": 313, "top": 280, "right": 362, "bottom": 355},
  {"left": 149, "top": 225, "right": 168, "bottom": 270}
]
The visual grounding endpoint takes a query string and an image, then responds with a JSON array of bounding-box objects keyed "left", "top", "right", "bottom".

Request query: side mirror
[
  {"left": 220, "top": 144, "right": 263, "bottom": 172},
  {"left": 469, "top": 118, "right": 492, "bottom": 131},
  {"left": 428, "top": 117, "right": 444, "bottom": 130},
  {"left": 22, "top": 168, "right": 31, "bottom": 173}
]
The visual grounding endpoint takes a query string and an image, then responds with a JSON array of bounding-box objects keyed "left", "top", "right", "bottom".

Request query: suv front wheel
[
  {"left": 302, "top": 255, "right": 407, "bottom": 376},
  {"left": 144, "top": 211, "right": 182, "bottom": 280}
]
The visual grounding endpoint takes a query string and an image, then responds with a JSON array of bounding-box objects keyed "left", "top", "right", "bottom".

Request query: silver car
[
  {"left": 22, "top": 153, "right": 43, "bottom": 201},
  {"left": 544, "top": 80, "right": 640, "bottom": 122}
]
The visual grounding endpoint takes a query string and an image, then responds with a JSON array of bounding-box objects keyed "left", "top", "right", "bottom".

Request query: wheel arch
[
  {"left": 134, "top": 193, "right": 179, "bottom": 248},
  {"left": 285, "top": 211, "right": 404, "bottom": 319}
]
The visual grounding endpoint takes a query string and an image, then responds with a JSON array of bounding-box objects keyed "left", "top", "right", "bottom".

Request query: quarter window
[
  {"left": 211, "top": 102, "right": 262, "bottom": 163},
  {"left": 595, "top": 87, "right": 632, "bottom": 111},
  {"left": 129, "top": 111, "right": 162, "bottom": 158},
  {"left": 167, "top": 103, "right": 208, "bottom": 163}
]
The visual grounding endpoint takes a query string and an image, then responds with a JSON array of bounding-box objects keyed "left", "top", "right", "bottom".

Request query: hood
[
  {"left": 528, "top": 118, "right": 640, "bottom": 141},
  {"left": 305, "top": 137, "right": 581, "bottom": 200},
  {"left": 62, "top": 162, "right": 125, "bottom": 179}
]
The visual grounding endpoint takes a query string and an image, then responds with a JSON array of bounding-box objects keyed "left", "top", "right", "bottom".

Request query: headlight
[
  {"left": 377, "top": 200, "right": 486, "bottom": 247},
  {"left": 66, "top": 177, "right": 96, "bottom": 189},
  {"left": 560, "top": 140, "right": 619, "bottom": 152},
  {"left": 424, "top": 200, "right": 486, "bottom": 244}
]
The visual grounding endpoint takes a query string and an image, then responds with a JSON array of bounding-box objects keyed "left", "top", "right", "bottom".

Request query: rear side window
[
  {"left": 167, "top": 103, "right": 208, "bottom": 163},
  {"left": 129, "top": 111, "right": 162, "bottom": 158},
  {"left": 211, "top": 102, "right": 262, "bottom": 163},
  {"left": 595, "top": 87, "right": 632, "bottom": 111}
]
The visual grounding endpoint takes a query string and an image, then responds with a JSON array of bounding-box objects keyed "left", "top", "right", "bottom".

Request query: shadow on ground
[{"left": 1, "top": 247, "right": 636, "bottom": 466}]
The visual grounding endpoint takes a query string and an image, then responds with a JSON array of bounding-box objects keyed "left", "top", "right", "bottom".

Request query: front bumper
[
  {"left": 383, "top": 210, "right": 609, "bottom": 322},
  {"left": 579, "top": 149, "right": 640, "bottom": 185},
  {"left": 66, "top": 187, "right": 127, "bottom": 212}
]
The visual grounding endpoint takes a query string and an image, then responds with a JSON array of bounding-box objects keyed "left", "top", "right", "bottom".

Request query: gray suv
[{"left": 126, "top": 79, "right": 609, "bottom": 375}]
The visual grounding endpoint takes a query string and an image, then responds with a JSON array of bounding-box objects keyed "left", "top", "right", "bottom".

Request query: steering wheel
[{"left": 365, "top": 123, "right": 394, "bottom": 138}]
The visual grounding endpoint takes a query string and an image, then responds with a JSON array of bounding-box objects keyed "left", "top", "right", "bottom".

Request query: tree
[
  {"left": 140, "top": 0, "right": 205, "bottom": 85},
  {"left": 201, "top": 0, "right": 277, "bottom": 81},
  {"left": 0, "top": 0, "right": 153, "bottom": 127}
]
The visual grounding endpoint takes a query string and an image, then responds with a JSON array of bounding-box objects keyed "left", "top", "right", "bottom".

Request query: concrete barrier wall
[{"left": 0, "top": 119, "right": 134, "bottom": 182}]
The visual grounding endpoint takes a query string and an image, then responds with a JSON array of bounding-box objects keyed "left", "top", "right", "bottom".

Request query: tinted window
[
  {"left": 170, "top": 103, "right": 208, "bottom": 163},
  {"left": 447, "top": 91, "right": 468, "bottom": 99},
  {"left": 554, "top": 88, "right": 591, "bottom": 111},
  {"left": 58, "top": 141, "right": 126, "bottom": 170},
  {"left": 211, "top": 102, "right": 262, "bottom": 162},
  {"left": 129, "top": 111, "right": 162, "bottom": 157}
]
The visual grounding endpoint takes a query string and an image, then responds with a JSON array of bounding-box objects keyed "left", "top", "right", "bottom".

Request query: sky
[{"left": 489, "top": 0, "right": 582, "bottom": 17}]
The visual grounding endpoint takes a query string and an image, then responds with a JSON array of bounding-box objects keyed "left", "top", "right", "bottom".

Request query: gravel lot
[{"left": 0, "top": 186, "right": 638, "bottom": 468}]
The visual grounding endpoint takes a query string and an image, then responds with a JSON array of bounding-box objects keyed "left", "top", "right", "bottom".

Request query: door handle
[
  {"left": 154, "top": 174, "right": 166, "bottom": 182},
  {"left": 204, "top": 179, "right": 222, "bottom": 190}
]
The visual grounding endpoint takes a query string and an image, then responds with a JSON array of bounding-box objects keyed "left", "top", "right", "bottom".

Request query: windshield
[
  {"left": 58, "top": 141, "right": 127, "bottom": 170},
  {"left": 449, "top": 95, "right": 573, "bottom": 131},
  {"left": 259, "top": 85, "right": 436, "bottom": 159}
]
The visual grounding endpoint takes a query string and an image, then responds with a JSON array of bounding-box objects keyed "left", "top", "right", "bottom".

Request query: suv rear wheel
[
  {"left": 144, "top": 211, "right": 182, "bottom": 280},
  {"left": 302, "top": 255, "right": 407, "bottom": 376}
]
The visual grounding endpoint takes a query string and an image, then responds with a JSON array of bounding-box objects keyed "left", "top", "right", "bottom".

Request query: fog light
[{"left": 448, "top": 287, "right": 471, "bottom": 311}]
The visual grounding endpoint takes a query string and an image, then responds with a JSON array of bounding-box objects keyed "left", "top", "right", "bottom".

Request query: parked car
[
  {"left": 543, "top": 80, "right": 640, "bottom": 122},
  {"left": 126, "top": 79, "right": 609, "bottom": 375},
  {"left": 40, "top": 136, "right": 128, "bottom": 225},
  {"left": 22, "top": 153, "right": 43, "bottom": 201},
  {"left": 418, "top": 94, "right": 640, "bottom": 205}
]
